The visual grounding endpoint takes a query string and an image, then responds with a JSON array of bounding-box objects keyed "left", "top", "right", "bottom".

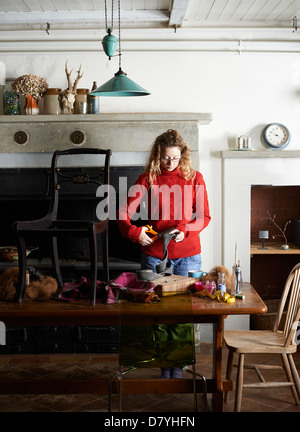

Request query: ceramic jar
[
  {"left": 88, "top": 81, "right": 100, "bottom": 114},
  {"left": 74, "top": 89, "right": 89, "bottom": 114},
  {"left": 43, "top": 88, "right": 61, "bottom": 115}
]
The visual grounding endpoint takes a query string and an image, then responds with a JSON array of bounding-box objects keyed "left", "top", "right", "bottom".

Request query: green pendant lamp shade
[
  {"left": 102, "top": 28, "right": 117, "bottom": 60},
  {"left": 90, "top": 68, "right": 150, "bottom": 97}
]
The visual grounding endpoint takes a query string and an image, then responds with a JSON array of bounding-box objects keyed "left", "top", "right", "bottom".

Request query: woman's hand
[
  {"left": 139, "top": 226, "right": 153, "bottom": 246},
  {"left": 171, "top": 229, "right": 184, "bottom": 243}
]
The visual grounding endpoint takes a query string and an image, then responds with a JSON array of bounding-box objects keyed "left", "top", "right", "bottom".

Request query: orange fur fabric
[
  {"left": 0, "top": 267, "right": 57, "bottom": 302},
  {"left": 200, "top": 265, "right": 232, "bottom": 291}
]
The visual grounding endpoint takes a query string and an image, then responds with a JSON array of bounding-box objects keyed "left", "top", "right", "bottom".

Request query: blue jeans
[{"left": 141, "top": 252, "right": 202, "bottom": 277}]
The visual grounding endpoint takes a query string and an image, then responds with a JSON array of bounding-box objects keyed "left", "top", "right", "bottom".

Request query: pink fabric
[
  {"left": 105, "top": 272, "right": 155, "bottom": 304},
  {"left": 57, "top": 272, "right": 155, "bottom": 304}
]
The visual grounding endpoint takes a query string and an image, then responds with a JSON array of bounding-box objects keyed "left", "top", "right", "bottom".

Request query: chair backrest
[
  {"left": 273, "top": 262, "right": 300, "bottom": 347},
  {"left": 48, "top": 148, "right": 111, "bottom": 221}
]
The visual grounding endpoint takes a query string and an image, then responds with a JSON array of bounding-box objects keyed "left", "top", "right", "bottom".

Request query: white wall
[{"left": 1, "top": 29, "right": 300, "bottom": 275}]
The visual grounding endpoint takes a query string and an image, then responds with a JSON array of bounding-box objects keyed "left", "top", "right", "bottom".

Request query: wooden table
[{"left": 0, "top": 282, "right": 266, "bottom": 412}]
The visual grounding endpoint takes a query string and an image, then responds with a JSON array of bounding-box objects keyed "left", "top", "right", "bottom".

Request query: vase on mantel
[{"left": 25, "top": 94, "right": 39, "bottom": 115}]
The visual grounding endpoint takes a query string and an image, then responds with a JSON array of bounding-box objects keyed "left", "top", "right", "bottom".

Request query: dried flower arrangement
[
  {"left": 12, "top": 74, "right": 48, "bottom": 99},
  {"left": 267, "top": 211, "right": 291, "bottom": 249}
]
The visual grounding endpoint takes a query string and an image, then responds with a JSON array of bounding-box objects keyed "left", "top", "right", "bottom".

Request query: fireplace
[
  {"left": 0, "top": 113, "right": 213, "bottom": 274},
  {"left": 0, "top": 112, "right": 212, "bottom": 352},
  {"left": 0, "top": 165, "right": 144, "bottom": 277}
]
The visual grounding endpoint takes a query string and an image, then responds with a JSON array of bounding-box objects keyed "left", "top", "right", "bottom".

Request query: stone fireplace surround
[
  {"left": 0, "top": 112, "right": 212, "bottom": 270},
  {"left": 0, "top": 113, "right": 214, "bottom": 354},
  {"left": 0, "top": 112, "right": 212, "bottom": 265}
]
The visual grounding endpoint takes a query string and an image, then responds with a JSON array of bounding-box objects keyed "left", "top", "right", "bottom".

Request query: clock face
[{"left": 262, "top": 123, "right": 291, "bottom": 150}]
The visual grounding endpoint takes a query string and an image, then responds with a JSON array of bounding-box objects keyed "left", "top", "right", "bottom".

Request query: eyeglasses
[{"left": 160, "top": 156, "right": 181, "bottom": 164}]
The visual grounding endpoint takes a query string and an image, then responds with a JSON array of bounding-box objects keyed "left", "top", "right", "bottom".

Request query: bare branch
[{"left": 267, "top": 211, "right": 291, "bottom": 245}]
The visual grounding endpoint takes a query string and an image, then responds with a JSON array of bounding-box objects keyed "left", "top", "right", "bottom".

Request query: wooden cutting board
[{"left": 154, "top": 275, "right": 199, "bottom": 296}]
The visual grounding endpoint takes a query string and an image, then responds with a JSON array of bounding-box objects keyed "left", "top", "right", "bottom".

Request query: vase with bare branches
[{"left": 267, "top": 211, "right": 291, "bottom": 250}]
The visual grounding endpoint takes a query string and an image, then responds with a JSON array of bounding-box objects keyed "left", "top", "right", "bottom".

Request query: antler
[
  {"left": 65, "top": 60, "right": 73, "bottom": 91},
  {"left": 73, "top": 64, "right": 83, "bottom": 93},
  {"left": 61, "top": 62, "right": 84, "bottom": 114}
]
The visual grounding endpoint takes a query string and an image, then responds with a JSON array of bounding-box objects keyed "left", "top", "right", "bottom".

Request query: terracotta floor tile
[
  {"left": 32, "top": 394, "right": 98, "bottom": 412},
  {"left": 0, "top": 345, "right": 299, "bottom": 412}
]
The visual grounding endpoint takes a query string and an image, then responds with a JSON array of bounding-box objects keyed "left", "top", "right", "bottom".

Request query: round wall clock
[{"left": 261, "top": 123, "right": 291, "bottom": 150}]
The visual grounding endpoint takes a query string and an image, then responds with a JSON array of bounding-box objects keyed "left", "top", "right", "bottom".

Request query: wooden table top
[{"left": 0, "top": 283, "right": 267, "bottom": 326}]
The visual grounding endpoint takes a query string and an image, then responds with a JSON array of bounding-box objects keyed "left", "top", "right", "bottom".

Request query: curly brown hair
[{"left": 145, "top": 129, "right": 195, "bottom": 184}]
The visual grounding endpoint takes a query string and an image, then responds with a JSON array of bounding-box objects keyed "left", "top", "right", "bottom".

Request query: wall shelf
[
  {"left": 0, "top": 112, "right": 213, "bottom": 124},
  {"left": 218, "top": 150, "right": 300, "bottom": 159},
  {"left": 251, "top": 242, "right": 300, "bottom": 256},
  {"left": 250, "top": 242, "right": 300, "bottom": 300}
]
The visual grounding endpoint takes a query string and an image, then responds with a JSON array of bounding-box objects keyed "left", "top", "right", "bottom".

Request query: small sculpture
[{"left": 60, "top": 61, "right": 83, "bottom": 114}]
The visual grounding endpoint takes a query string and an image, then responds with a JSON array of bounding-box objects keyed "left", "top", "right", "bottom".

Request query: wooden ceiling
[{"left": 1, "top": 0, "right": 300, "bottom": 30}]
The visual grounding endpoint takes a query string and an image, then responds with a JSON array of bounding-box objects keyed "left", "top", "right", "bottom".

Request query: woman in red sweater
[{"left": 117, "top": 129, "right": 211, "bottom": 378}]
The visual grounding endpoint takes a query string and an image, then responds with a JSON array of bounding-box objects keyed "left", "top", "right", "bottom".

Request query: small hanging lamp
[
  {"left": 101, "top": 2, "right": 117, "bottom": 59},
  {"left": 91, "top": 0, "right": 150, "bottom": 97},
  {"left": 102, "top": 27, "right": 117, "bottom": 60}
]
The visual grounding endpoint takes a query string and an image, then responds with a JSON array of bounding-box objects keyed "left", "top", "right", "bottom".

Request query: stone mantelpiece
[{"left": 0, "top": 113, "right": 212, "bottom": 154}]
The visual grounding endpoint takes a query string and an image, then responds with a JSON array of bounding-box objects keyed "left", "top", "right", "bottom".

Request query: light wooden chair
[{"left": 224, "top": 262, "right": 300, "bottom": 412}]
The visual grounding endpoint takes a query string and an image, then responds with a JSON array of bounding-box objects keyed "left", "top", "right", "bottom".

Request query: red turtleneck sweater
[{"left": 117, "top": 167, "right": 211, "bottom": 259}]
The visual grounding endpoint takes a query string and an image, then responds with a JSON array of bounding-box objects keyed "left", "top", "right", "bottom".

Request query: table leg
[{"left": 212, "top": 315, "right": 224, "bottom": 412}]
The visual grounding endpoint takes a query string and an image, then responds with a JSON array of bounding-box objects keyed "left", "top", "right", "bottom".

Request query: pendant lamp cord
[
  {"left": 118, "top": 0, "right": 122, "bottom": 70},
  {"left": 104, "top": 0, "right": 114, "bottom": 32}
]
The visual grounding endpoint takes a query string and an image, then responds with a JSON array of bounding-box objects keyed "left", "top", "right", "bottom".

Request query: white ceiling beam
[
  {"left": 0, "top": 9, "right": 169, "bottom": 24},
  {"left": 169, "top": 0, "right": 190, "bottom": 26}
]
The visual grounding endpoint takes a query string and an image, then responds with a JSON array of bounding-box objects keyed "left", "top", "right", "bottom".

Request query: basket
[{"left": 250, "top": 299, "right": 287, "bottom": 330}]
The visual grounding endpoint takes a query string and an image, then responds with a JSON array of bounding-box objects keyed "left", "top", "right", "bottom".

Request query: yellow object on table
[{"left": 195, "top": 289, "right": 236, "bottom": 303}]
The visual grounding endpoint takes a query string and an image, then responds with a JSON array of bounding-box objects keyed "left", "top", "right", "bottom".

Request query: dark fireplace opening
[{"left": 0, "top": 166, "right": 144, "bottom": 275}]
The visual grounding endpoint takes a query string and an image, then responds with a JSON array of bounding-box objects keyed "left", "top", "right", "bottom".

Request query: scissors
[{"left": 145, "top": 225, "right": 176, "bottom": 243}]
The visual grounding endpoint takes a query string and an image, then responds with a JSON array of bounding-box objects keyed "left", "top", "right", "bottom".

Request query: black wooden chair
[{"left": 13, "top": 148, "right": 111, "bottom": 305}]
